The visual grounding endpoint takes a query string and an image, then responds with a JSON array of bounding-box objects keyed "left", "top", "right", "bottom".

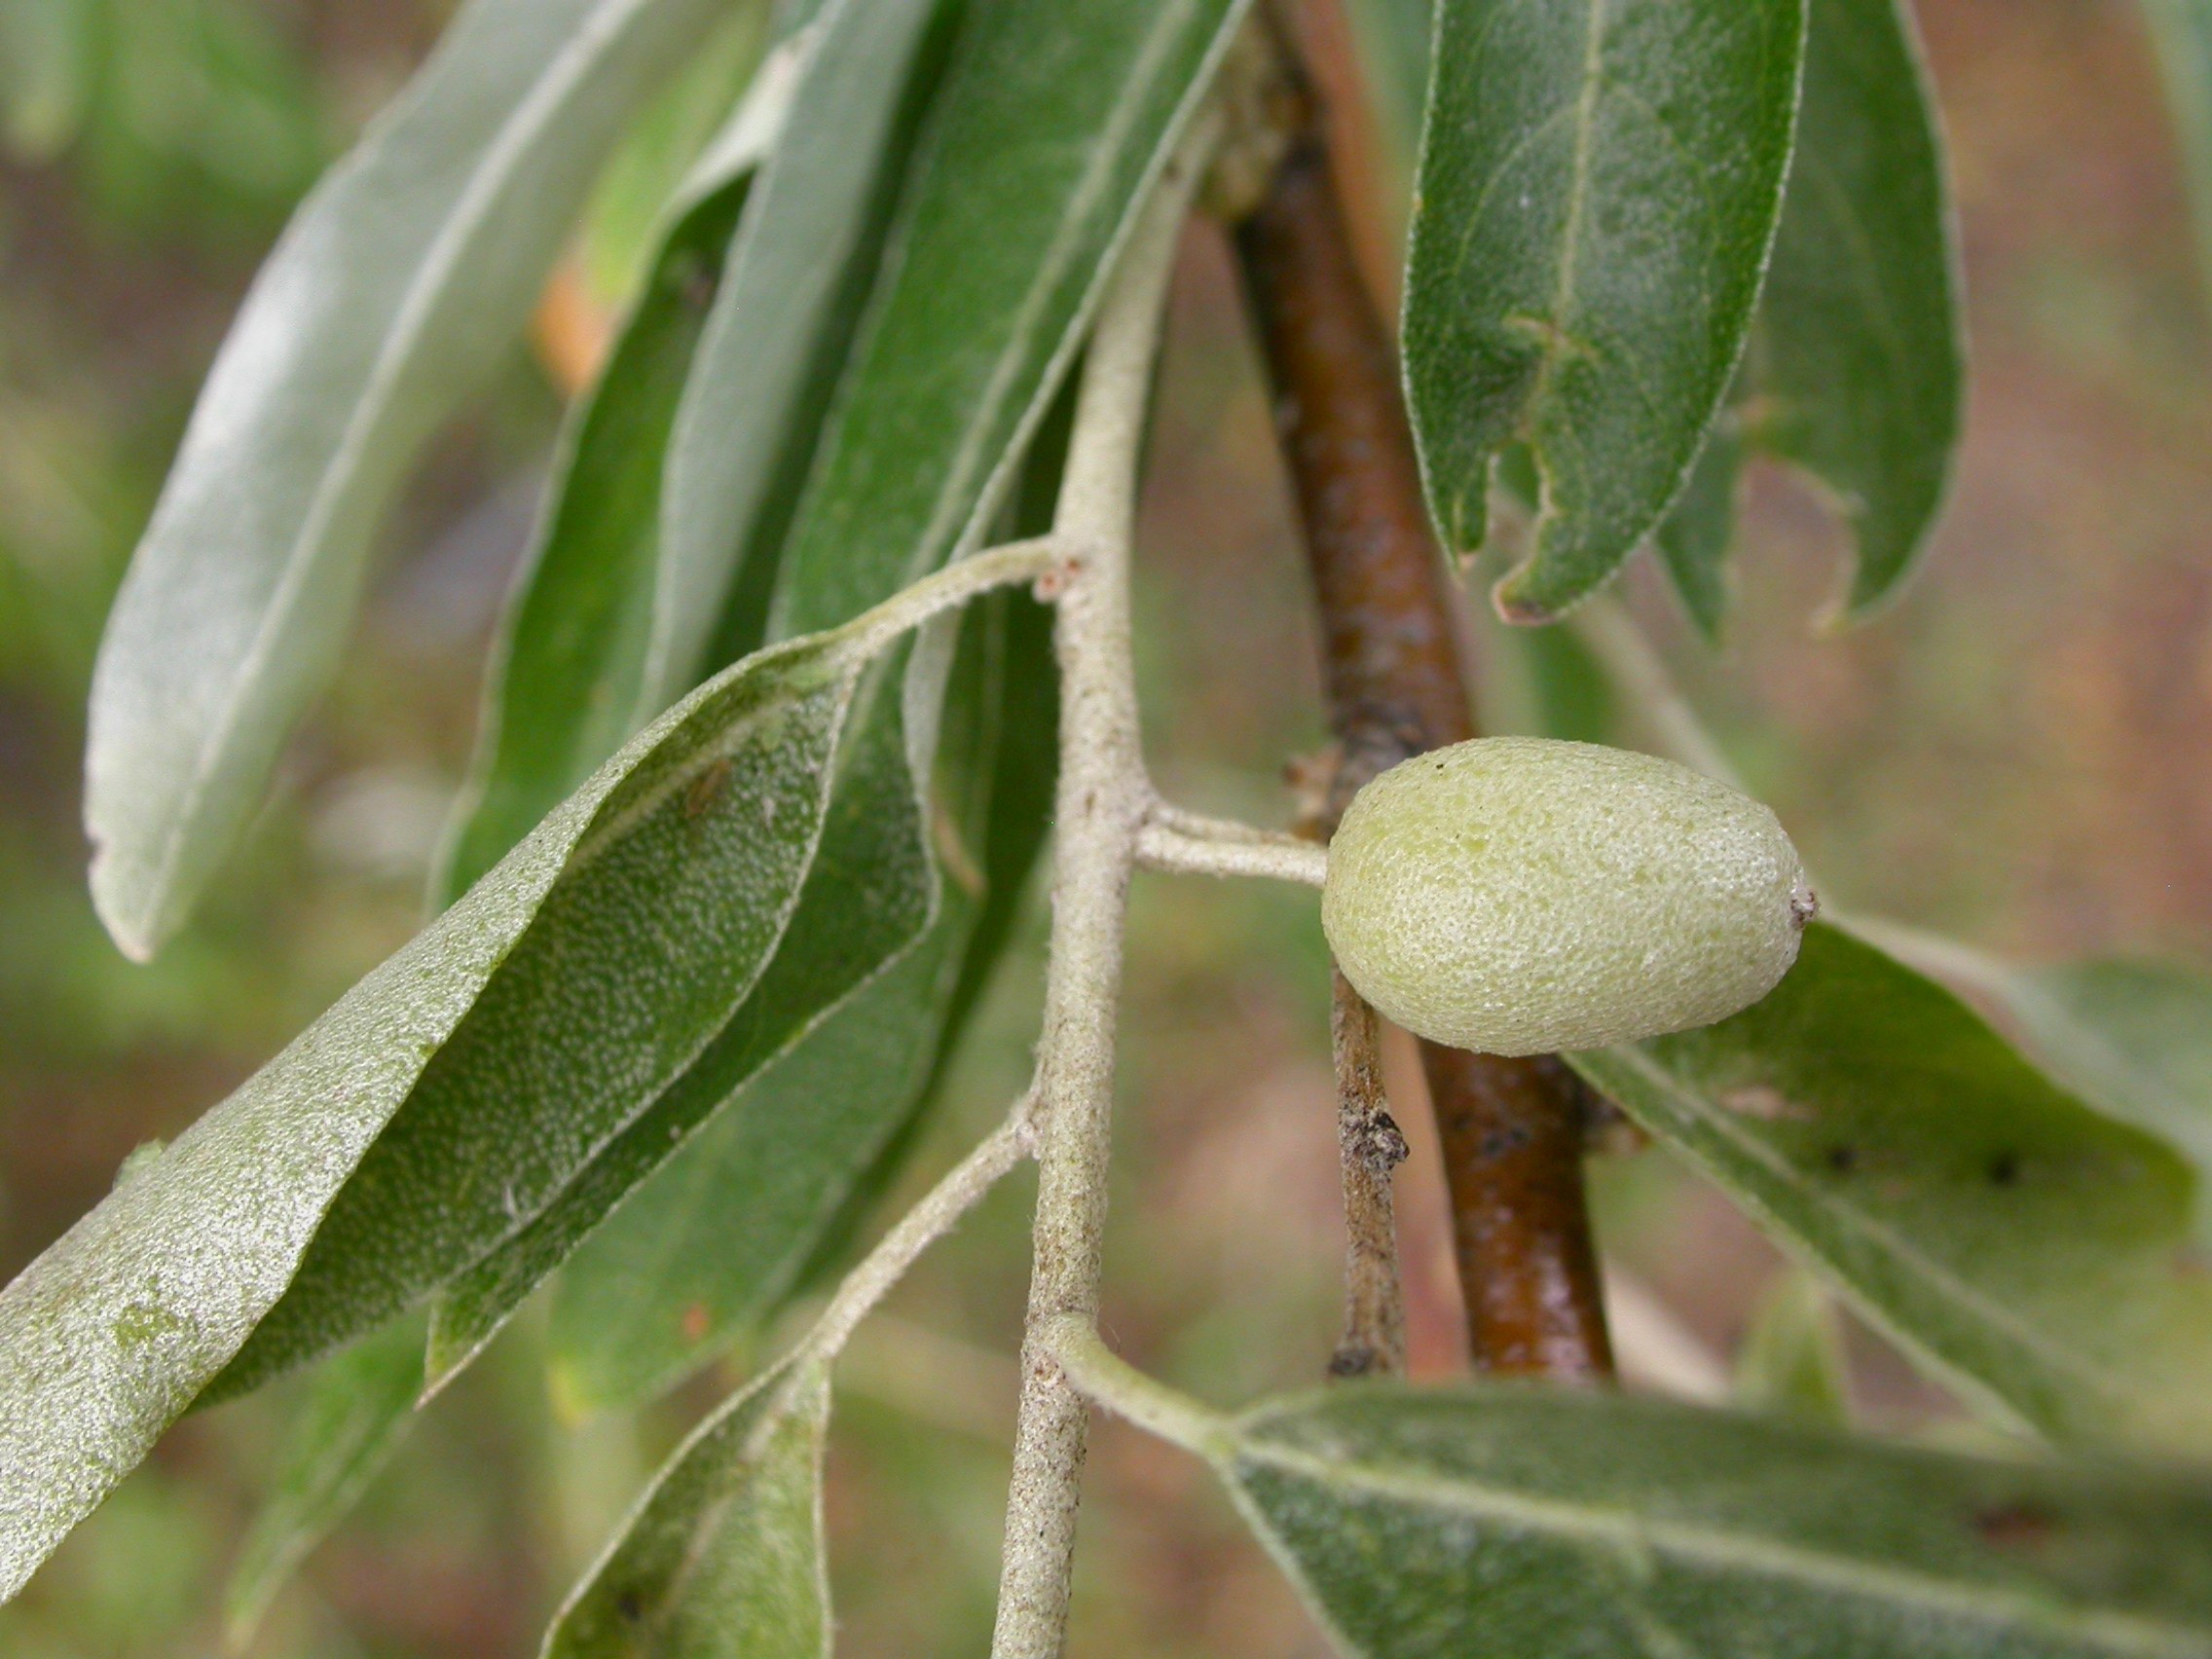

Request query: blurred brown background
[{"left": 1, "top": 0, "right": 2207, "bottom": 1653}]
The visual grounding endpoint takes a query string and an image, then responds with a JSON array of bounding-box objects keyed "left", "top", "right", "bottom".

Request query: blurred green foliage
[
  {"left": 0, "top": 0, "right": 321, "bottom": 240},
  {"left": 3, "top": 0, "right": 2211, "bottom": 1654}
]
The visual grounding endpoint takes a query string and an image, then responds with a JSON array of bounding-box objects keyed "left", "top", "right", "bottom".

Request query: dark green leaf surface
[
  {"left": 2003, "top": 957, "right": 2212, "bottom": 1246},
  {"left": 546, "top": 1359, "right": 830, "bottom": 1658},
  {"left": 1219, "top": 1383, "right": 2212, "bottom": 1659},
  {"left": 2145, "top": 0, "right": 2212, "bottom": 302},
  {"left": 422, "top": 450, "right": 1050, "bottom": 1393},
  {"left": 1402, "top": 0, "right": 1804, "bottom": 622},
  {"left": 768, "top": 0, "right": 1247, "bottom": 637},
  {"left": 419, "top": 645, "right": 933, "bottom": 1391},
  {"left": 83, "top": 0, "right": 740, "bottom": 959},
  {"left": 446, "top": 0, "right": 951, "bottom": 903},
  {"left": 223, "top": 1317, "right": 425, "bottom": 1642},
  {"left": 535, "top": 935, "right": 962, "bottom": 1411},
  {"left": 544, "top": 594, "right": 1055, "bottom": 1412},
  {"left": 217, "top": 651, "right": 866, "bottom": 1404},
  {"left": 645, "top": 0, "right": 953, "bottom": 716},
  {"left": 438, "top": 62, "right": 790, "bottom": 903},
  {"left": 3, "top": 638, "right": 844, "bottom": 1592},
  {"left": 415, "top": 0, "right": 1245, "bottom": 1386},
  {"left": 0, "top": 556, "right": 1009, "bottom": 1602},
  {"left": 1741, "top": 0, "right": 1961, "bottom": 618},
  {"left": 1569, "top": 924, "right": 2212, "bottom": 1456}
]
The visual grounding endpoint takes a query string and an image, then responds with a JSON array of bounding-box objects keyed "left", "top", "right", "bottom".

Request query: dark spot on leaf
[
  {"left": 1987, "top": 1151, "right": 2021, "bottom": 1187},
  {"left": 1825, "top": 1145, "right": 1859, "bottom": 1175},
  {"left": 616, "top": 1588, "right": 645, "bottom": 1623},
  {"left": 666, "top": 248, "right": 718, "bottom": 312},
  {"left": 684, "top": 757, "right": 733, "bottom": 820},
  {"left": 1973, "top": 1501, "right": 2058, "bottom": 1551},
  {"left": 112, "top": 1301, "right": 185, "bottom": 1351}
]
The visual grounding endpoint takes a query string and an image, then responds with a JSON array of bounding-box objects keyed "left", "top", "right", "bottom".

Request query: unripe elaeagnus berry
[{"left": 1321, "top": 737, "right": 1815, "bottom": 1056}]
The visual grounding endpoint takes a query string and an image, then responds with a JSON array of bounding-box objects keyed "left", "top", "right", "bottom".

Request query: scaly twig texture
[
  {"left": 1328, "top": 971, "right": 1409, "bottom": 1377},
  {"left": 1227, "top": 21, "right": 1614, "bottom": 1382},
  {"left": 988, "top": 117, "right": 1216, "bottom": 1659}
]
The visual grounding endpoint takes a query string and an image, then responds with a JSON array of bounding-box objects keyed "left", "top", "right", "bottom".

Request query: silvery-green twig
[{"left": 987, "top": 109, "right": 1219, "bottom": 1659}]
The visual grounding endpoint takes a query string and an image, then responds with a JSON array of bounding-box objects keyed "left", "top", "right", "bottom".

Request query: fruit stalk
[{"left": 1226, "top": 11, "right": 1614, "bottom": 1381}]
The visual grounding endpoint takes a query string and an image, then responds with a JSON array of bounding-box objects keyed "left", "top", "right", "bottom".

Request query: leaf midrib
[
  {"left": 140, "top": 0, "right": 673, "bottom": 925},
  {"left": 896, "top": 0, "right": 1206, "bottom": 592},
  {"left": 1532, "top": 0, "right": 1609, "bottom": 411},
  {"left": 1598, "top": 1043, "right": 2135, "bottom": 1411},
  {"left": 1235, "top": 1435, "right": 2207, "bottom": 1657}
]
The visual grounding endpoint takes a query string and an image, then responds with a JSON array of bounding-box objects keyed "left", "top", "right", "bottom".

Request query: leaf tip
[
  {"left": 416, "top": 1323, "right": 474, "bottom": 1410},
  {"left": 88, "top": 850, "right": 167, "bottom": 965},
  {"left": 1812, "top": 568, "right": 1901, "bottom": 637},
  {"left": 1490, "top": 568, "right": 1566, "bottom": 628}
]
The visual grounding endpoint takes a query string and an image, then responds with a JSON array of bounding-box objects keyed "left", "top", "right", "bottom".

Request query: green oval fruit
[{"left": 1322, "top": 737, "right": 1814, "bottom": 1055}]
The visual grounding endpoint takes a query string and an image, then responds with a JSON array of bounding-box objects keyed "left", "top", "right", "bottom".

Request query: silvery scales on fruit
[{"left": 1323, "top": 737, "right": 1816, "bottom": 1058}]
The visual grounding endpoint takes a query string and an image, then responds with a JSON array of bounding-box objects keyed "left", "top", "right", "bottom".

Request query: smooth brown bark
[{"left": 1228, "top": 48, "right": 1614, "bottom": 1382}]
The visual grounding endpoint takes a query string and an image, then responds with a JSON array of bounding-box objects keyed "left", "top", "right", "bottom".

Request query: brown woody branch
[
  {"left": 1328, "top": 970, "right": 1410, "bottom": 1377},
  {"left": 1225, "top": 21, "right": 1614, "bottom": 1382}
]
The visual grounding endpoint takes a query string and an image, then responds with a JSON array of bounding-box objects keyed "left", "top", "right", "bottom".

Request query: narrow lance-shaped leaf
[
  {"left": 545, "top": 1359, "right": 830, "bottom": 1658},
  {"left": 1402, "top": 0, "right": 1805, "bottom": 623},
  {"left": 394, "top": 0, "right": 1244, "bottom": 1389},
  {"left": 542, "top": 386, "right": 1069, "bottom": 1414},
  {"left": 212, "top": 537, "right": 1051, "bottom": 1406},
  {"left": 1181, "top": 1381, "right": 2212, "bottom": 1658},
  {"left": 83, "top": 0, "right": 744, "bottom": 959},
  {"left": 644, "top": 0, "right": 956, "bottom": 717},
  {"left": 539, "top": 939, "right": 963, "bottom": 1412},
  {"left": 1568, "top": 923, "right": 2212, "bottom": 1456},
  {"left": 562, "top": 533, "right": 1061, "bottom": 1416},
  {"left": 438, "top": 47, "right": 799, "bottom": 903},
  {"left": 446, "top": 0, "right": 952, "bottom": 902},
  {"left": 1657, "top": 0, "right": 1963, "bottom": 634},
  {"left": 420, "top": 641, "right": 936, "bottom": 1391},
  {"left": 769, "top": 0, "right": 1250, "bottom": 637},
  {"left": 0, "top": 547, "right": 1031, "bottom": 1601},
  {"left": 545, "top": 592, "right": 1055, "bottom": 1412},
  {"left": 570, "top": 18, "right": 772, "bottom": 311},
  {"left": 223, "top": 1316, "right": 426, "bottom": 1644},
  {"left": 411, "top": 0, "right": 1237, "bottom": 1389}
]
